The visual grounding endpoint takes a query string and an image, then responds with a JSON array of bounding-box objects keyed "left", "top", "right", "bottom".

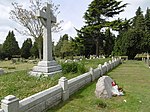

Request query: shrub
[
  {"left": 61, "top": 62, "right": 86, "bottom": 74},
  {"left": 77, "top": 62, "right": 86, "bottom": 74}
]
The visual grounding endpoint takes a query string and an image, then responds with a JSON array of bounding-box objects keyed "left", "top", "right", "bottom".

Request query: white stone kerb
[
  {"left": 59, "top": 77, "right": 68, "bottom": 91},
  {"left": 1, "top": 95, "right": 19, "bottom": 112}
]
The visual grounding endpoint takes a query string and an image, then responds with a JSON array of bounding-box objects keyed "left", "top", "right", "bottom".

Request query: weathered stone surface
[
  {"left": 1, "top": 95, "right": 19, "bottom": 112},
  {"left": 0, "top": 68, "right": 4, "bottom": 75},
  {"left": 95, "top": 76, "right": 113, "bottom": 98}
]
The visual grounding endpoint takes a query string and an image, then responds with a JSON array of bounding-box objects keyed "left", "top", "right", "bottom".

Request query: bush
[
  {"left": 61, "top": 62, "right": 86, "bottom": 74},
  {"left": 77, "top": 62, "right": 86, "bottom": 74}
]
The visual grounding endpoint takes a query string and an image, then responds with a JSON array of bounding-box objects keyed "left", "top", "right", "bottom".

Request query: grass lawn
[
  {"left": 0, "top": 58, "right": 110, "bottom": 101},
  {"left": 0, "top": 60, "right": 36, "bottom": 72},
  {"left": 49, "top": 60, "right": 150, "bottom": 112}
]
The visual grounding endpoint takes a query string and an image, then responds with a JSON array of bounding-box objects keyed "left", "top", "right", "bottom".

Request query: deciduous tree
[{"left": 10, "top": 0, "right": 62, "bottom": 59}]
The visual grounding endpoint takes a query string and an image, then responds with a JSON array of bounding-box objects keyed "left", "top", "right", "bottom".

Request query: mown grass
[
  {"left": 49, "top": 60, "right": 150, "bottom": 112},
  {"left": 0, "top": 58, "right": 110, "bottom": 101}
]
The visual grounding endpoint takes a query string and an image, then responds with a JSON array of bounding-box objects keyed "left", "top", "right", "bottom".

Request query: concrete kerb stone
[
  {"left": 104, "top": 62, "right": 109, "bottom": 72},
  {"left": 98, "top": 64, "right": 103, "bottom": 76},
  {"left": 58, "top": 77, "right": 69, "bottom": 101},
  {"left": 108, "top": 60, "right": 112, "bottom": 70},
  {"left": 90, "top": 68, "right": 95, "bottom": 81},
  {"left": 1, "top": 95, "right": 19, "bottom": 112}
]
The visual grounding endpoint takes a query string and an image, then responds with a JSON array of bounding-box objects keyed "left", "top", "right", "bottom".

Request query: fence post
[
  {"left": 98, "top": 64, "right": 103, "bottom": 76},
  {"left": 1, "top": 95, "right": 19, "bottom": 112},
  {"left": 104, "top": 62, "right": 109, "bottom": 72},
  {"left": 58, "top": 77, "right": 69, "bottom": 101},
  {"left": 90, "top": 68, "right": 95, "bottom": 81},
  {"left": 109, "top": 60, "right": 112, "bottom": 70},
  {"left": 114, "top": 58, "right": 117, "bottom": 67}
]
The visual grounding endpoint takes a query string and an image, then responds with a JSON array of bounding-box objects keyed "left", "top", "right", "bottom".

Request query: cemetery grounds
[
  {"left": 0, "top": 59, "right": 150, "bottom": 111},
  {"left": 49, "top": 60, "right": 150, "bottom": 112},
  {"left": 0, "top": 58, "right": 109, "bottom": 101}
]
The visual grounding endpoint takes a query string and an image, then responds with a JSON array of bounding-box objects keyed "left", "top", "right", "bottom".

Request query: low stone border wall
[{"left": 0, "top": 58, "right": 121, "bottom": 112}]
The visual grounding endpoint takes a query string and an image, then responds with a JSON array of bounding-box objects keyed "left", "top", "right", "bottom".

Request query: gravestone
[
  {"left": 95, "top": 76, "right": 113, "bottom": 98},
  {"left": 30, "top": 3, "right": 61, "bottom": 77},
  {"left": 0, "top": 68, "right": 4, "bottom": 75}
]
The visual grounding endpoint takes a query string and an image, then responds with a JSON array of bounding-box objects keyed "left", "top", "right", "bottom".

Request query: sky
[{"left": 0, "top": 0, "right": 150, "bottom": 47}]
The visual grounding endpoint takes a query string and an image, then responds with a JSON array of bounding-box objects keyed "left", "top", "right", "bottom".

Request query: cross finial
[{"left": 36, "top": 3, "right": 56, "bottom": 27}]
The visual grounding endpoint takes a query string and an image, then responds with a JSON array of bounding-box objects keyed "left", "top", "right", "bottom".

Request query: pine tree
[
  {"left": 30, "top": 41, "right": 39, "bottom": 59},
  {"left": 145, "top": 8, "right": 150, "bottom": 32},
  {"left": 2, "top": 31, "right": 20, "bottom": 59},
  {"left": 132, "top": 7, "right": 145, "bottom": 31},
  {"left": 78, "top": 0, "right": 127, "bottom": 57},
  {"left": 113, "top": 7, "right": 149, "bottom": 59},
  {"left": 143, "top": 8, "right": 150, "bottom": 52},
  {"left": 103, "top": 29, "right": 115, "bottom": 56},
  {"left": 21, "top": 38, "right": 32, "bottom": 59}
]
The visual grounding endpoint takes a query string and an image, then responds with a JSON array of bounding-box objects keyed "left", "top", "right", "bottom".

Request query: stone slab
[
  {"left": 95, "top": 76, "right": 113, "bottom": 98},
  {"left": 29, "top": 70, "right": 62, "bottom": 77},
  {"left": 0, "top": 68, "right": 4, "bottom": 75},
  {"left": 30, "top": 60, "right": 62, "bottom": 77}
]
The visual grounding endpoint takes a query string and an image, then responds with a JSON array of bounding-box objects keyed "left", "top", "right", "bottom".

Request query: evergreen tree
[
  {"left": 30, "top": 41, "right": 39, "bottom": 58},
  {"left": 0, "top": 44, "right": 5, "bottom": 60},
  {"left": 113, "top": 7, "right": 150, "bottom": 59},
  {"left": 55, "top": 34, "right": 69, "bottom": 58},
  {"left": 103, "top": 29, "right": 115, "bottom": 56},
  {"left": 71, "top": 37, "right": 85, "bottom": 56},
  {"left": 142, "top": 8, "right": 150, "bottom": 52},
  {"left": 132, "top": 7, "right": 145, "bottom": 31},
  {"left": 2, "top": 31, "right": 20, "bottom": 59},
  {"left": 78, "top": 0, "right": 127, "bottom": 57},
  {"left": 145, "top": 8, "right": 150, "bottom": 32},
  {"left": 21, "top": 38, "right": 32, "bottom": 59}
]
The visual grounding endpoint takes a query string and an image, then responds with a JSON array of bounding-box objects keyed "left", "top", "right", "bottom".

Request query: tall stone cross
[
  {"left": 37, "top": 3, "right": 56, "bottom": 61},
  {"left": 30, "top": 3, "right": 61, "bottom": 76}
]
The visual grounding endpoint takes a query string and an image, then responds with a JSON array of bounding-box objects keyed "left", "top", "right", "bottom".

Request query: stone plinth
[{"left": 30, "top": 60, "right": 62, "bottom": 77}]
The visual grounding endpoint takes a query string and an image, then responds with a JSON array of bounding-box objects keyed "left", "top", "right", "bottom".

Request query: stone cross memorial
[{"left": 30, "top": 3, "right": 62, "bottom": 76}]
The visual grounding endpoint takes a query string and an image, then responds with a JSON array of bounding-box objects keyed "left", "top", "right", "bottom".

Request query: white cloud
[
  {"left": 52, "top": 21, "right": 77, "bottom": 45},
  {"left": 62, "top": 21, "right": 74, "bottom": 32},
  {"left": 1, "top": 0, "right": 150, "bottom": 47}
]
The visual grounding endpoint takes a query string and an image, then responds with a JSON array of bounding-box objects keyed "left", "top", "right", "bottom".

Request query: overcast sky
[{"left": 0, "top": 0, "right": 150, "bottom": 47}]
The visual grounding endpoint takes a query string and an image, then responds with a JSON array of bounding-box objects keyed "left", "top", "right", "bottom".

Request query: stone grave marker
[{"left": 30, "top": 3, "right": 61, "bottom": 76}]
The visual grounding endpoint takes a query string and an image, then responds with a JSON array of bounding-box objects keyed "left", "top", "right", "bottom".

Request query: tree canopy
[
  {"left": 21, "top": 38, "right": 32, "bottom": 59},
  {"left": 113, "top": 7, "right": 150, "bottom": 59},
  {"left": 10, "top": 0, "right": 62, "bottom": 59},
  {"left": 2, "top": 31, "right": 20, "bottom": 59},
  {"left": 77, "top": 0, "right": 127, "bottom": 57}
]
